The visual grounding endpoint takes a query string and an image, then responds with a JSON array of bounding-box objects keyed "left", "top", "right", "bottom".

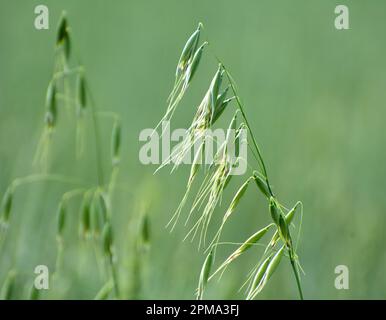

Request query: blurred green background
[{"left": 1, "top": 0, "right": 386, "bottom": 299}]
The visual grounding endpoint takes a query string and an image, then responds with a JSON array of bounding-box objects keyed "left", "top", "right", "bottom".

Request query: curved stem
[{"left": 222, "top": 67, "right": 274, "bottom": 197}]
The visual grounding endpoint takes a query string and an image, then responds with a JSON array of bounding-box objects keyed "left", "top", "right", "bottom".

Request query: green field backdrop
[{"left": 1, "top": 0, "right": 386, "bottom": 299}]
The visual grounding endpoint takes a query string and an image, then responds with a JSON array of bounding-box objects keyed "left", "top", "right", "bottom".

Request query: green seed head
[
  {"left": 209, "top": 66, "right": 223, "bottom": 115},
  {"left": 214, "top": 224, "right": 273, "bottom": 278},
  {"left": 269, "top": 203, "right": 299, "bottom": 248},
  {"left": 57, "top": 14, "right": 71, "bottom": 59},
  {"left": 285, "top": 202, "right": 300, "bottom": 226},
  {"left": 249, "top": 255, "right": 272, "bottom": 296},
  {"left": 239, "top": 225, "right": 271, "bottom": 253},
  {"left": 278, "top": 214, "right": 290, "bottom": 244},
  {"left": 212, "top": 87, "right": 230, "bottom": 124},
  {"left": 224, "top": 178, "right": 250, "bottom": 222},
  {"left": 269, "top": 197, "right": 280, "bottom": 225},
  {"left": 212, "top": 66, "right": 223, "bottom": 102},
  {"left": 185, "top": 42, "right": 207, "bottom": 85},
  {"left": 248, "top": 247, "right": 284, "bottom": 299},
  {"left": 253, "top": 174, "right": 270, "bottom": 199},
  {"left": 265, "top": 245, "right": 285, "bottom": 280},
  {"left": 176, "top": 23, "right": 202, "bottom": 77},
  {"left": 57, "top": 15, "right": 68, "bottom": 44}
]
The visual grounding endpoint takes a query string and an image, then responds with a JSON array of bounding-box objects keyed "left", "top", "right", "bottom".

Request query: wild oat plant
[
  {"left": 155, "top": 23, "right": 304, "bottom": 300},
  {"left": 0, "top": 13, "right": 149, "bottom": 299}
]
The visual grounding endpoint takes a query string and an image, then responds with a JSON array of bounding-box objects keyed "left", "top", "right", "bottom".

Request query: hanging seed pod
[
  {"left": 278, "top": 214, "right": 290, "bottom": 244},
  {"left": 247, "top": 255, "right": 272, "bottom": 298},
  {"left": 269, "top": 197, "right": 280, "bottom": 225},
  {"left": 176, "top": 23, "right": 202, "bottom": 77},
  {"left": 77, "top": 74, "right": 87, "bottom": 114},
  {"left": 111, "top": 121, "right": 121, "bottom": 166},
  {"left": 223, "top": 178, "right": 250, "bottom": 222},
  {"left": 57, "top": 14, "right": 70, "bottom": 60},
  {"left": 269, "top": 197, "right": 290, "bottom": 244},
  {"left": 248, "top": 246, "right": 285, "bottom": 299},
  {"left": 102, "top": 222, "right": 113, "bottom": 257},
  {"left": 285, "top": 203, "right": 298, "bottom": 224},
  {"left": 197, "top": 250, "right": 213, "bottom": 300},
  {"left": 56, "top": 15, "right": 68, "bottom": 44},
  {"left": 185, "top": 42, "right": 207, "bottom": 85},
  {"left": 215, "top": 87, "right": 229, "bottom": 110},
  {"left": 232, "top": 225, "right": 271, "bottom": 257},
  {"left": 212, "top": 224, "right": 272, "bottom": 278},
  {"left": 56, "top": 201, "right": 66, "bottom": 238},
  {"left": 269, "top": 202, "right": 299, "bottom": 248},
  {"left": 264, "top": 245, "right": 285, "bottom": 281},
  {"left": 253, "top": 174, "right": 270, "bottom": 199},
  {"left": 1, "top": 188, "right": 13, "bottom": 223},
  {"left": 44, "top": 82, "right": 57, "bottom": 128},
  {"left": 212, "top": 87, "right": 230, "bottom": 124},
  {"left": 209, "top": 66, "right": 223, "bottom": 117}
]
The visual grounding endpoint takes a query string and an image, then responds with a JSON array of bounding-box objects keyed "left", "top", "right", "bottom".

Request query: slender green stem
[
  {"left": 288, "top": 247, "right": 304, "bottom": 300},
  {"left": 222, "top": 64, "right": 304, "bottom": 299},
  {"left": 222, "top": 67, "right": 274, "bottom": 197}
]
